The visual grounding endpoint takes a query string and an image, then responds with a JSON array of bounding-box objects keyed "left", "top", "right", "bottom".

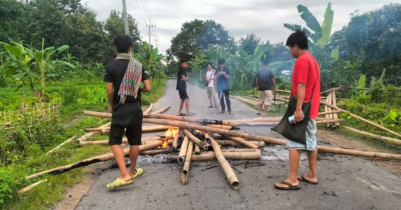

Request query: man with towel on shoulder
[{"left": 104, "top": 35, "right": 151, "bottom": 189}]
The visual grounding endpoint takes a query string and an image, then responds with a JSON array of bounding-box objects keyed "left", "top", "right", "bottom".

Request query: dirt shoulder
[{"left": 317, "top": 128, "right": 401, "bottom": 176}]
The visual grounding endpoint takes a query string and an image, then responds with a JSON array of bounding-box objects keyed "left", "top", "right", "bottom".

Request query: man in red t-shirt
[{"left": 275, "top": 30, "right": 321, "bottom": 190}]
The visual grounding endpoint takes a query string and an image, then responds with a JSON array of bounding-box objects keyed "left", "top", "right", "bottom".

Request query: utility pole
[
  {"left": 154, "top": 35, "right": 159, "bottom": 49},
  {"left": 122, "top": 0, "right": 129, "bottom": 35},
  {"left": 146, "top": 24, "right": 156, "bottom": 48}
]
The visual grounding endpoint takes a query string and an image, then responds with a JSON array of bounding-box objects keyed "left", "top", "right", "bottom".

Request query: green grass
[{"left": 4, "top": 76, "right": 168, "bottom": 210}]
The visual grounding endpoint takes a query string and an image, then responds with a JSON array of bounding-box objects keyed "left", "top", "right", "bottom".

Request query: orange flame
[{"left": 162, "top": 140, "right": 169, "bottom": 148}]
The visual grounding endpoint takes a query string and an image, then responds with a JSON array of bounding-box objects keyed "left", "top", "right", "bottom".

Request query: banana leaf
[
  {"left": 297, "top": 5, "right": 322, "bottom": 40},
  {"left": 318, "top": 3, "right": 334, "bottom": 47}
]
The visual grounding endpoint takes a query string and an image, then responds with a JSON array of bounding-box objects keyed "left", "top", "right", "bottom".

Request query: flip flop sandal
[
  {"left": 131, "top": 168, "right": 144, "bottom": 180},
  {"left": 256, "top": 113, "right": 261, "bottom": 115},
  {"left": 298, "top": 175, "right": 319, "bottom": 185},
  {"left": 274, "top": 181, "right": 300, "bottom": 190},
  {"left": 106, "top": 178, "right": 133, "bottom": 189},
  {"left": 186, "top": 113, "right": 195, "bottom": 116},
  {"left": 178, "top": 113, "right": 186, "bottom": 116}
]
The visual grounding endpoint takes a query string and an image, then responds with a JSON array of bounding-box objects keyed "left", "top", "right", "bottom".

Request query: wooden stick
[
  {"left": 140, "top": 149, "right": 171, "bottom": 155},
  {"left": 145, "top": 118, "right": 401, "bottom": 160},
  {"left": 46, "top": 136, "right": 76, "bottom": 155},
  {"left": 224, "top": 136, "right": 258, "bottom": 149},
  {"left": 143, "top": 103, "right": 154, "bottom": 115},
  {"left": 77, "top": 122, "right": 111, "bottom": 143},
  {"left": 206, "top": 124, "right": 233, "bottom": 130},
  {"left": 341, "top": 126, "right": 401, "bottom": 145},
  {"left": 169, "top": 150, "right": 262, "bottom": 161},
  {"left": 216, "top": 140, "right": 265, "bottom": 148},
  {"left": 178, "top": 136, "right": 189, "bottom": 165},
  {"left": 18, "top": 179, "right": 48, "bottom": 194},
  {"left": 321, "top": 87, "right": 342, "bottom": 94},
  {"left": 26, "top": 140, "right": 170, "bottom": 180},
  {"left": 325, "top": 93, "right": 331, "bottom": 128},
  {"left": 181, "top": 140, "right": 193, "bottom": 185},
  {"left": 205, "top": 133, "right": 240, "bottom": 190},
  {"left": 79, "top": 137, "right": 162, "bottom": 146},
  {"left": 182, "top": 129, "right": 210, "bottom": 150},
  {"left": 85, "top": 125, "right": 175, "bottom": 133},
  {"left": 150, "top": 106, "right": 171, "bottom": 114},
  {"left": 194, "top": 144, "right": 201, "bottom": 154},
  {"left": 332, "top": 91, "right": 340, "bottom": 127},
  {"left": 321, "top": 101, "right": 401, "bottom": 139},
  {"left": 220, "top": 149, "right": 259, "bottom": 152},
  {"left": 275, "top": 89, "right": 291, "bottom": 94},
  {"left": 318, "top": 110, "right": 343, "bottom": 115}
]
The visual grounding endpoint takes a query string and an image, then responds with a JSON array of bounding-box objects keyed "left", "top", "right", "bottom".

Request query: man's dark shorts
[
  {"left": 178, "top": 89, "right": 189, "bottom": 100},
  {"left": 109, "top": 109, "right": 143, "bottom": 146}
]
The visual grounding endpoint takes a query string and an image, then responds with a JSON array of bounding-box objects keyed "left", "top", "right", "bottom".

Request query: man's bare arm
[
  {"left": 106, "top": 83, "right": 114, "bottom": 112},
  {"left": 142, "top": 79, "right": 151, "bottom": 92},
  {"left": 272, "top": 78, "right": 276, "bottom": 90},
  {"left": 295, "top": 83, "right": 306, "bottom": 122}
]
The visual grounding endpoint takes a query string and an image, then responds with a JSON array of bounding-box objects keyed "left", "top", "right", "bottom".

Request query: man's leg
[
  {"left": 304, "top": 150, "right": 318, "bottom": 183},
  {"left": 275, "top": 150, "right": 300, "bottom": 188},
  {"left": 218, "top": 90, "right": 225, "bottom": 112},
  {"left": 184, "top": 98, "right": 190, "bottom": 114},
  {"left": 258, "top": 91, "right": 264, "bottom": 114},
  {"left": 178, "top": 99, "right": 184, "bottom": 115},
  {"left": 211, "top": 88, "right": 220, "bottom": 111},
  {"left": 110, "top": 145, "right": 131, "bottom": 181},
  {"left": 303, "top": 119, "right": 318, "bottom": 183},
  {"left": 263, "top": 104, "right": 269, "bottom": 115},
  {"left": 225, "top": 90, "right": 231, "bottom": 113},
  {"left": 207, "top": 88, "right": 213, "bottom": 107}
]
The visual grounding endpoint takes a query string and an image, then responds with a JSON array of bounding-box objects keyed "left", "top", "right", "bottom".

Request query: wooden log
[
  {"left": 46, "top": 136, "right": 76, "bottom": 155},
  {"left": 220, "top": 149, "right": 260, "bottom": 152},
  {"left": 182, "top": 129, "right": 210, "bottom": 150},
  {"left": 144, "top": 118, "right": 401, "bottom": 160},
  {"left": 321, "top": 87, "right": 343, "bottom": 94},
  {"left": 325, "top": 93, "right": 332, "bottom": 128},
  {"left": 216, "top": 140, "right": 265, "bottom": 148},
  {"left": 79, "top": 137, "right": 162, "bottom": 146},
  {"left": 150, "top": 106, "right": 171, "bottom": 114},
  {"left": 318, "top": 110, "right": 343, "bottom": 115},
  {"left": 205, "top": 133, "right": 240, "bottom": 190},
  {"left": 321, "top": 101, "right": 401, "bottom": 139},
  {"left": 194, "top": 144, "right": 201, "bottom": 154},
  {"left": 143, "top": 103, "right": 154, "bottom": 115},
  {"left": 224, "top": 136, "right": 258, "bottom": 149},
  {"left": 181, "top": 140, "right": 193, "bottom": 185},
  {"left": 140, "top": 149, "right": 171, "bottom": 155},
  {"left": 275, "top": 89, "right": 291, "bottom": 94},
  {"left": 206, "top": 124, "right": 233, "bottom": 130},
  {"left": 86, "top": 125, "right": 175, "bottom": 133},
  {"left": 171, "top": 129, "right": 180, "bottom": 151},
  {"left": 341, "top": 126, "right": 401, "bottom": 145},
  {"left": 316, "top": 119, "right": 344, "bottom": 124},
  {"left": 229, "top": 117, "right": 282, "bottom": 123},
  {"left": 18, "top": 179, "right": 48, "bottom": 194},
  {"left": 83, "top": 110, "right": 112, "bottom": 118},
  {"left": 178, "top": 136, "right": 189, "bottom": 165},
  {"left": 26, "top": 140, "right": 170, "bottom": 180},
  {"left": 169, "top": 150, "right": 262, "bottom": 161},
  {"left": 77, "top": 122, "right": 111, "bottom": 143}
]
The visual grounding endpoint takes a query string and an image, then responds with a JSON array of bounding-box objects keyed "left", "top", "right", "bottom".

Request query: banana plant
[
  {"left": 0, "top": 41, "right": 38, "bottom": 94},
  {"left": 284, "top": 3, "right": 337, "bottom": 69},
  {"left": 134, "top": 42, "right": 164, "bottom": 77},
  {"left": 31, "top": 38, "right": 70, "bottom": 97}
]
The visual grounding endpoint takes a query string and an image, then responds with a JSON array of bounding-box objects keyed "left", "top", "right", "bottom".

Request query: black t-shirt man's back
[
  {"left": 176, "top": 68, "right": 187, "bottom": 91},
  {"left": 104, "top": 59, "right": 149, "bottom": 113},
  {"left": 257, "top": 66, "right": 274, "bottom": 91}
]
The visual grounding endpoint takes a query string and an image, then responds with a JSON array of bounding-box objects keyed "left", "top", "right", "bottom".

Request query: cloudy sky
[{"left": 82, "top": 0, "right": 397, "bottom": 55}]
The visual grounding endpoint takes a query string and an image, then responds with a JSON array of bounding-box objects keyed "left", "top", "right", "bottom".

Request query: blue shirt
[{"left": 215, "top": 67, "right": 230, "bottom": 91}]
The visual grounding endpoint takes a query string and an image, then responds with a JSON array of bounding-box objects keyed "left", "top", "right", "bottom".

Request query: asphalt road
[{"left": 75, "top": 79, "right": 401, "bottom": 210}]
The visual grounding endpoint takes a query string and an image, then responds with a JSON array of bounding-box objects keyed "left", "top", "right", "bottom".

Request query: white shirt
[{"left": 206, "top": 69, "right": 216, "bottom": 87}]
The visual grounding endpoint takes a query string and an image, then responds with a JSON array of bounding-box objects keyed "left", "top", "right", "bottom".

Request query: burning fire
[
  {"left": 163, "top": 128, "right": 179, "bottom": 148},
  {"left": 195, "top": 130, "right": 203, "bottom": 134}
]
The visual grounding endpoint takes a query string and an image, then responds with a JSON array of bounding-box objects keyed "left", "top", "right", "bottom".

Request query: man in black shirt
[
  {"left": 255, "top": 57, "right": 276, "bottom": 115},
  {"left": 104, "top": 35, "right": 151, "bottom": 189},
  {"left": 215, "top": 58, "right": 232, "bottom": 114},
  {"left": 176, "top": 60, "right": 192, "bottom": 116}
]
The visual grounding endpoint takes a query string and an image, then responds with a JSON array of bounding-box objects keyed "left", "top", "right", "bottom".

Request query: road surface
[{"left": 75, "top": 79, "right": 401, "bottom": 210}]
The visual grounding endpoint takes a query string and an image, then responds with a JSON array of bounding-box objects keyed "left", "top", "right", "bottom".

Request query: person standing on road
[
  {"left": 215, "top": 59, "right": 232, "bottom": 114},
  {"left": 104, "top": 35, "right": 151, "bottom": 189},
  {"left": 256, "top": 56, "right": 276, "bottom": 116},
  {"left": 176, "top": 60, "right": 193, "bottom": 116},
  {"left": 275, "top": 30, "right": 321, "bottom": 190},
  {"left": 205, "top": 63, "right": 220, "bottom": 112}
]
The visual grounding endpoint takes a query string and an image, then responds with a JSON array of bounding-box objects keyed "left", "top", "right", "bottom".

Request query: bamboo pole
[
  {"left": 171, "top": 129, "right": 180, "bottom": 151},
  {"left": 178, "top": 136, "right": 189, "bottom": 165},
  {"left": 224, "top": 136, "right": 258, "bottom": 149},
  {"left": 26, "top": 140, "right": 170, "bottom": 180},
  {"left": 150, "top": 106, "right": 171, "bottom": 114},
  {"left": 206, "top": 124, "right": 233, "bottom": 130},
  {"left": 220, "top": 149, "right": 259, "bottom": 152},
  {"left": 143, "top": 103, "right": 154, "bottom": 115},
  {"left": 169, "top": 150, "right": 262, "bottom": 161},
  {"left": 318, "top": 110, "right": 343, "bottom": 115},
  {"left": 341, "top": 126, "right": 401, "bottom": 145},
  {"left": 321, "top": 87, "right": 343, "bottom": 94},
  {"left": 46, "top": 136, "right": 76, "bottom": 155},
  {"left": 140, "top": 149, "right": 171, "bottom": 155},
  {"left": 18, "top": 179, "right": 48, "bottom": 194},
  {"left": 332, "top": 91, "right": 340, "bottom": 127},
  {"left": 77, "top": 122, "right": 111, "bottom": 143},
  {"left": 145, "top": 118, "right": 401, "bottom": 160},
  {"left": 216, "top": 140, "right": 265, "bottom": 148},
  {"left": 275, "top": 89, "right": 291, "bottom": 94},
  {"left": 85, "top": 125, "right": 175, "bottom": 133},
  {"left": 194, "top": 144, "right": 201, "bottom": 154},
  {"left": 79, "top": 137, "right": 162, "bottom": 146},
  {"left": 181, "top": 140, "right": 193, "bottom": 185},
  {"left": 182, "top": 129, "right": 210, "bottom": 150},
  {"left": 321, "top": 101, "right": 401, "bottom": 139},
  {"left": 205, "top": 133, "right": 240, "bottom": 190},
  {"left": 325, "top": 93, "right": 331, "bottom": 128}
]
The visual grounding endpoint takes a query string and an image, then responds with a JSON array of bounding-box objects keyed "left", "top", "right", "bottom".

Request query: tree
[
  {"left": 239, "top": 34, "right": 261, "bottom": 55},
  {"left": 134, "top": 42, "right": 164, "bottom": 77},
  {"left": 169, "top": 19, "right": 233, "bottom": 61},
  {"left": 105, "top": 10, "right": 141, "bottom": 53}
]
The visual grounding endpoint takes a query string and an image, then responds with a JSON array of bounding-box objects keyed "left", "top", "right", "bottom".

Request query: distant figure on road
[
  {"left": 256, "top": 56, "right": 276, "bottom": 116},
  {"left": 275, "top": 30, "right": 321, "bottom": 190},
  {"left": 215, "top": 59, "right": 232, "bottom": 115},
  {"left": 176, "top": 60, "right": 193, "bottom": 116},
  {"left": 205, "top": 63, "right": 220, "bottom": 112},
  {"left": 104, "top": 35, "right": 151, "bottom": 189}
]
